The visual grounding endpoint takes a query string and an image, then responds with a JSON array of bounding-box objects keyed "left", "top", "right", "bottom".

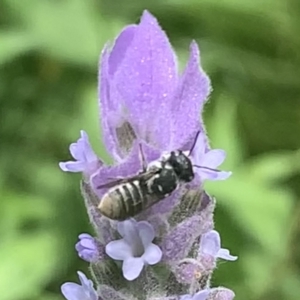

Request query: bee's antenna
[
  {"left": 188, "top": 131, "right": 201, "bottom": 157},
  {"left": 193, "top": 165, "right": 221, "bottom": 172},
  {"left": 139, "top": 143, "right": 147, "bottom": 172}
]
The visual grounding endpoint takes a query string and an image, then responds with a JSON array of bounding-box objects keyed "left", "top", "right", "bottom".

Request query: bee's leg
[{"left": 139, "top": 143, "right": 148, "bottom": 172}]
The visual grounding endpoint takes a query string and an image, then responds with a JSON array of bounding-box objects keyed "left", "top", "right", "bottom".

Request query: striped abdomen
[
  {"left": 98, "top": 180, "right": 152, "bottom": 220},
  {"left": 98, "top": 168, "right": 179, "bottom": 220}
]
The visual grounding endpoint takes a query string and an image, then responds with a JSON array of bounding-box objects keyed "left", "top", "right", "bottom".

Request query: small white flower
[
  {"left": 200, "top": 230, "right": 237, "bottom": 261},
  {"left": 59, "top": 130, "right": 101, "bottom": 177},
  {"left": 192, "top": 132, "right": 232, "bottom": 181},
  {"left": 105, "top": 219, "right": 162, "bottom": 281},
  {"left": 61, "top": 271, "right": 97, "bottom": 300}
]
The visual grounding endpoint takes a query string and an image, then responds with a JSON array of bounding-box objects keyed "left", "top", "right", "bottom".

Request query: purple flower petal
[
  {"left": 61, "top": 272, "right": 97, "bottom": 300},
  {"left": 70, "top": 143, "right": 85, "bottom": 161},
  {"left": 181, "top": 290, "right": 210, "bottom": 300},
  {"left": 100, "top": 41, "right": 143, "bottom": 160},
  {"left": 113, "top": 10, "right": 178, "bottom": 148},
  {"left": 108, "top": 25, "right": 137, "bottom": 77},
  {"left": 106, "top": 219, "right": 161, "bottom": 280},
  {"left": 59, "top": 131, "right": 101, "bottom": 177},
  {"left": 201, "top": 149, "right": 226, "bottom": 168},
  {"left": 99, "top": 46, "right": 125, "bottom": 161},
  {"left": 200, "top": 230, "right": 221, "bottom": 257},
  {"left": 143, "top": 244, "right": 162, "bottom": 265},
  {"left": 190, "top": 132, "right": 231, "bottom": 182},
  {"left": 75, "top": 234, "right": 103, "bottom": 263},
  {"left": 78, "top": 233, "right": 93, "bottom": 239},
  {"left": 181, "top": 296, "right": 193, "bottom": 300},
  {"left": 80, "top": 131, "right": 98, "bottom": 162},
  {"left": 105, "top": 240, "right": 132, "bottom": 260},
  {"left": 59, "top": 161, "right": 86, "bottom": 172},
  {"left": 137, "top": 221, "right": 155, "bottom": 247},
  {"left": 122, "top": 257, "right": 144, "bottom": 281},
  {"left": 61, "top": 283, "right": 87, "bottom": 300},
  {"left": 170, "top": 42, "right": 210, "bottom": 150},
  {"left": 79, "top": 238, "right": 95, "bottom": 249},
  {"left": 217, "top": 248, "right": 238, "bottom": 261},
  {"left": 118, "top": 220, "right": 144, "bottom": 252},
  {"left": 196, "top": 169, "right": 232, "bottom": 181},
  {"left": 193, "top": 290, "right": 210, "bottom": 300},
  {"left": 77, "top": 271, "right": 92, "bottom": 290}
]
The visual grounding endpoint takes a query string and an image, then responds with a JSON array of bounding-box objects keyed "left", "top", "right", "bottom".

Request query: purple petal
[
  {"left": 117, "top": 218, "right": 137, "bottom": 237},
  {"left": 80, "top": 131, "right": 97, "bottom": 162},
  {"left": 77, "top": 249, "right": 97, "bottom": 262},
  {"left": 69, "top": 143, "right": 85, "bottom": 161},
  {"left": 99, "top": 45, "right": 124, "bottom": 161},
  {"left": 105, "top": 240, "right": 132, "bottom": 260},
  {"left": 118, "top": 219, "right": 145, "bottom": 255},
  {"left": 201, "top": 149, "right": 227, "bottom": 168},
  {"left": 217, "top": 248, "right": 238, "bottom": 261},
  {"left": 190, "top": 131, "right": 208, "bottom": 164},
  {"left": 122, "top": 257, "right": 144, "bottom": 281},
  {"left": 108, "top": 25, "right": 137, "bottom": 77},
  {"left": 193, "top": 290, "right": 210, "bottom": 300},
  {"left": 143, "top": 244, "right": 162, "bottom": 265},
  {"left": 113, "top": 10, "right": 178, "bottom": 148},
  {"left": 170, "top": 42, "right": 210, "bottom": 150},
  {"left": 61, "top": 283, "right": 86, "bottom": 300},
  {"left": 181, "top": 296, "right": 193, "bottom": 300},
  {"left": 196, "top": 169, "right": 232, "bottom": 182},
  {"left": 78, "top": 233, "right": 93, "bottom": 239},
  {"left": 59, "top": 161, "right": 85, "bottom": 172},
  {"left": 137, "top": 221, "right": 155, "bottom": 247},
  {"left": 61, "top": 272, "right": 97, "bottom": 300},
  {"left": 118, "top": 219, "right": 141, "bottom": 245},
  {"left": 77, "top": 271, "right": 94, "bottom": 292},
  {"left": 200, "top": 230, "right": 221, "bottom": 257},
  {"left": 60, "top": 131, "right": 101, "bottom": 176},
  {"left": 79, "top": 238, "right": 95, "bottom": 249}
]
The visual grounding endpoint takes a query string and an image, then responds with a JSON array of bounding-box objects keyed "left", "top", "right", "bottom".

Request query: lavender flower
[
  {"left": 59, "top": 10, "right": 238, "bottom": 300},
  {"left": 105, "top": 219, "right": 162, "bottom": 280},
  {"left": 199, "top": 230, "right": 237, "bottom": 263},
  {"left": 59, "top": 130, "right": 101, "bottom": 178},
  {"left": 90, "top": 9, "right": 231, "bottom": 216},
  {"left": 61, "top": 271, "right": 97, "bottom": 300},
  {"left": 76, "top": 233, "right": 104, "bottom": 263},
  {"left": 191, "top": 132, "right": 231, "bottom": 181}
]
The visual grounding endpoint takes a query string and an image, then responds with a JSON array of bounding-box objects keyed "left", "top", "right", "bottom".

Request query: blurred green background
[{"left": 1, "top": 0, "right": 300, "bottom": 299}]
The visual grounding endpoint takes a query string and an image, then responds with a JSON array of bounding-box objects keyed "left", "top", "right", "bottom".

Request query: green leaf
[
  {"left": 5, "top": 0, "right": 124, "bottom": 67},
  {"left": 0, "top": 233, "right": 59, "bottom": 300},
  {"left": 206, "top": 95, "right": 245, "bottom": 168},
  {"left": 241, "top": 150, "right": 300, "bottom": 184},
  {"left": 206, "top": 174, "right": 293, "bottom": 254},
  {"left": 0, "top": 31, "right": 38, "bottom": 65}
]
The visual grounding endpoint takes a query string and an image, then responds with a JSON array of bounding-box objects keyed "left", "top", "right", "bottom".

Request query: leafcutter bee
[{"left": 97, "top": 132, "right": 202, "bottom": 220}]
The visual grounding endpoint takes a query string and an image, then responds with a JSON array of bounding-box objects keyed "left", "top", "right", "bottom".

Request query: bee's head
[{"left": 167, "top": 151, "right": 194, "bottom": 182}]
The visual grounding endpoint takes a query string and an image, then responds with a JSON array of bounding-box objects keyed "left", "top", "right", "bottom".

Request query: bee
[{"left": 97, "top": 132, "right": 202, "bottom": 220}]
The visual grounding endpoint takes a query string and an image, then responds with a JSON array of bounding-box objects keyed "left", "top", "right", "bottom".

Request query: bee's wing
[{"left": 96, "top": 170, "right": 157, "bottom": 190}]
